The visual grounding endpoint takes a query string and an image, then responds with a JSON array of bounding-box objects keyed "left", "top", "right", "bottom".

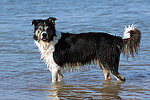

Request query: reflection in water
[
  {"left": 47, "top": 82, "right": 63, "bottom": 100},
  {"left": 46, "top": 81, "right": 124, "bottom": 100}
]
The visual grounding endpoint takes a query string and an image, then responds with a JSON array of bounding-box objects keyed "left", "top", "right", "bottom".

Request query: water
[{"left": 0, "top": 0, "right": 150, "bottom": 99}]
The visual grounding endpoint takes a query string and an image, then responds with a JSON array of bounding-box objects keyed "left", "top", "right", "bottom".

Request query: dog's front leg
[
  {"left": 51, "top": 67, "right": 59, "bottom": 82},
  {"left": 50, "top": 66, "right": 63, "bottom": 82},
  {"left": 58, "top": 69, "right": 63, "bottom": 82}
]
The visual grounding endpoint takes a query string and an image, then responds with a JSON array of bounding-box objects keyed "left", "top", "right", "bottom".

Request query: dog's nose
[{"left": 42, "top": 33, "right": 47, "bottom": 37}]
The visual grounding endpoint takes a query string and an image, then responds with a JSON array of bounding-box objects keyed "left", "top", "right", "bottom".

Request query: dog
[{"left": 32, "top": 17, "right": 141, "bottom": 82}]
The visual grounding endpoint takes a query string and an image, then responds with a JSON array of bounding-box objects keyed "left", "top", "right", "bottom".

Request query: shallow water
[{"left": 0, "top": 0, "right": 150, "bottom": 99}]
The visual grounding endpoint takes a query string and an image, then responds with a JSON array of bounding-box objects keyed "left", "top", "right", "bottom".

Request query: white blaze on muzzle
[
  {"left": 41, "top": 31, "right": 48, "bottom": 40},
  {"left": 39, "top": 26, "right": 49, "bottom": 41}
]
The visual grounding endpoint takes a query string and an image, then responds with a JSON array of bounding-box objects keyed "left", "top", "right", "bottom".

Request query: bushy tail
[{"left": 123, "top": 24, "right": 141, "bottom": 59}]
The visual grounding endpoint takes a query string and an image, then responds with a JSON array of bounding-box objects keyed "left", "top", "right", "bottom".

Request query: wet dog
[{"left": 32, "top": 17, "right": 141, "bottom": 82}]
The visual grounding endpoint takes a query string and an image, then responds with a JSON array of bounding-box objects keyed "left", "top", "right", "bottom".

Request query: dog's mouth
[{"left": 42, "top": 38, "right": 47, "bottom": 41}]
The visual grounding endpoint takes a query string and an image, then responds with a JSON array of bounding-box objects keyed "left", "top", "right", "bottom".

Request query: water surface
[{"left": 0, "top": 0, "right": 150, "bottom": 99}]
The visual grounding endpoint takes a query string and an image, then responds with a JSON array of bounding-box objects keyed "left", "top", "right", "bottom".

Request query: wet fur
[{"left": 32, "top": 17, "right": 141, "bottom": 82}]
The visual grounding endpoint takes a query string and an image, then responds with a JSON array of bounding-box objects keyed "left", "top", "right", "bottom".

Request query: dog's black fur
[
  {"left": 32, "top": 17, "right": 141, "bottom": 82},
  {"left": 54, "top": 32, "right": 122, "bottom": 72}
]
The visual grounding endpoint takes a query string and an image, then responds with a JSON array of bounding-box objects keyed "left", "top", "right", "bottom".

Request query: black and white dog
[{"left": 32, "top": 17, "right": 141, "bottom": 82}]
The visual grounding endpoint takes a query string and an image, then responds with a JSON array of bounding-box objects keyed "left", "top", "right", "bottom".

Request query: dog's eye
[
  {"left": 46, "top": 27, "right": 50, "bottom": 30},
  {"left": 39, "top": 27, "right": 42, "bottom": 30}
]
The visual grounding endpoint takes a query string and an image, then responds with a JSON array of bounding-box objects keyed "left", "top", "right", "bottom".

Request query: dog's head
[{"left": 32, "top": 17, "right": 57, "bottom": 42}]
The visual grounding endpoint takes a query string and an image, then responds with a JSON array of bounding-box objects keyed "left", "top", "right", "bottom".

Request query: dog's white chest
[{"left": 35, "top": 41, "right": 57, "bottom": 71}]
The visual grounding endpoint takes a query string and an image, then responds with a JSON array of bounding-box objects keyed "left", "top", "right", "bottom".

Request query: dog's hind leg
[
  {"left": 108, "top": 62, "right": 125, "bottom": 81},
  {"left": 102, "top": 69, "right": 111, "bottom": 80},
  {"left": 111, "top": 72, "right": 126, "bottom": 82},
  {"left": 103, "top": 64, "right": 125, "bottom": 81},
  {"left": 98, "top": 62, "right": 111, "bottom": 80}
]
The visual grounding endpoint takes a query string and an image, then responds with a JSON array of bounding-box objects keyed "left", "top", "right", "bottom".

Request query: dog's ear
[
  {"left": 32, "top": 19, "right": 42, "bottom": 26},
  {"left": 47, "top": 17, "right": 57, "bottom": 25},
  {"left": 32, "top": 19, "right": 38, "bottom": 26}
]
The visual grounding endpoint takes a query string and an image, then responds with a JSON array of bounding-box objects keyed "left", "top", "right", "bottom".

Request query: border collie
[{"left": 32, "top": 17, "right": 141, "bottom": 82}]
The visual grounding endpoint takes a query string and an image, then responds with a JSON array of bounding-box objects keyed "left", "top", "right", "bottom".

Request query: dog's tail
[{"left": 122, "top": 24, "right": 141, "bottom": 59}]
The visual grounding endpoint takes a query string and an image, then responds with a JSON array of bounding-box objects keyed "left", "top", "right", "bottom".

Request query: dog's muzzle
[{"left": 41, "top": 32, "right": 48, "bottom": 41}]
